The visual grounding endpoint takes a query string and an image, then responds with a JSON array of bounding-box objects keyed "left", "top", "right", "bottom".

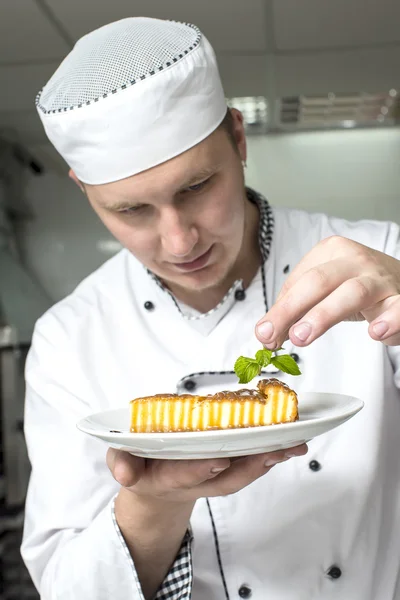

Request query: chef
[{"left": 21, "top": 16, "right": 400, "bottom": 600}]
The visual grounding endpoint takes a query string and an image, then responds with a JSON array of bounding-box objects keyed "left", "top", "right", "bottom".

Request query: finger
[
  {"left": 199, "top": 444, "right": 308, "bottom": 497},
  {"left": 369, "top": 296, "right": 400, "bottom": 346},
  {"left": 144, "top": 457, "right": 231, "bottom": 492},
  {"left": 256, "top": 259, "right": 356, "bottom": 347},
  {"left": 276, "top": 236, "right": 361, "bottom": 302},
  {"left": 106, "top": 448, "right": 145, "bottom": 488},
  {"left": 287, "top": 275, "right": 386, "bottom": 347}
]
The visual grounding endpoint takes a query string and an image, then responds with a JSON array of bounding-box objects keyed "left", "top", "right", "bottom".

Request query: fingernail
[
  {"left": 372, "top": 321, "right": 389, "bottom": 338},
  {"left": 211, "top": 466, "right": 229, "bottom": 474},
  {"left": 110, "top": 449, "right": 119, "bottom": 469},
  {"left": 257, "top": 321, "right": 274, "bottom": 342},
  {"left": 264, "top": 457, "right": 286, "bottom": 467},
  {"left": 293, "top": 322, "right": 312, "bottom": 342},
  {"left": 284, "top": 452, "right": 300, "bottom": 459}
]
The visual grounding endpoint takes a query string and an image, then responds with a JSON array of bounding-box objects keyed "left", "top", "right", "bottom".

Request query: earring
[{"left": 242, "top": 160, "right": 247, "bottom": 169}]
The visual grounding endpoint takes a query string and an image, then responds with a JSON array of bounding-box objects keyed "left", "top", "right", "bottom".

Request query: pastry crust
[{"left": 129, "top": 378, "right": 298, "bottom": 433}]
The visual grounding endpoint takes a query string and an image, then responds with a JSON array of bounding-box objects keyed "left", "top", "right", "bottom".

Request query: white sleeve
[
  {"left": 382, "top": 221, "right": 400, "bottom": 388},
  {"left": 21, "top": 316, "right": 193, "bottom": 600}
]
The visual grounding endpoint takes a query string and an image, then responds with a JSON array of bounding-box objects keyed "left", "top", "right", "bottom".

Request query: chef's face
[{"left": 76, "top": 110, "right": 250, "bottom": 294}]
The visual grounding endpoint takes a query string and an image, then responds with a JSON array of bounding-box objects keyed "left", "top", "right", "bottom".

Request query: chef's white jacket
[{"left": 21, "top": 192, "right": 400, "bottom": 600}]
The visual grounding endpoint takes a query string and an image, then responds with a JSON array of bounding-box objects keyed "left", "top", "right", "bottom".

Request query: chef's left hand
[{"left": 256, "top": 235, "right": 400, "bottom": 349}]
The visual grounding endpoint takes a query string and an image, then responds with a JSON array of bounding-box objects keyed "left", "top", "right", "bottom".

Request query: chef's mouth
[{"left": 170, "top": 246, "right": 214, "bottom": 272}]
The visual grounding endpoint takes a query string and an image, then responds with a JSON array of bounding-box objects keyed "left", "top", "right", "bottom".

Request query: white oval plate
[{"left": 77, "top": 392, "right": 363, "bottom": 460}]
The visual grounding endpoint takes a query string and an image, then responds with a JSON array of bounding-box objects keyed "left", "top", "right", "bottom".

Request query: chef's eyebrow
[
  {"left": 103, "top": 164, "right": 221, "bottom": 211},
  {"left": 177, "top": 165, "right": 220, "bottom": 190}
]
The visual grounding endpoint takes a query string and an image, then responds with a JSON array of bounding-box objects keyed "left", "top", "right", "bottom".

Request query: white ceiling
[
  {"left": 1, "top": 0, "right": 399, "bottom": 171},
  {"left": 0, "top": 0, "right": 70, "bottom": 63},
  {"left": 273, "top": 0, "right": 400, "bottom": 50},
  {"left": 46, "top": 0, "right": 271, "bottom": 53}
]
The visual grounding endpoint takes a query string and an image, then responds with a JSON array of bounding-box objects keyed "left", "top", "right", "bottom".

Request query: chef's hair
[{"left": 219, "top": 108, "right": 240, "bottom": 152}]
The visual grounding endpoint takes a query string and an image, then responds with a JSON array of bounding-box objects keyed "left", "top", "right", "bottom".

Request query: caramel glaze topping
[{"left": 131, "top": 378, "right": 290, "bottom": 405}]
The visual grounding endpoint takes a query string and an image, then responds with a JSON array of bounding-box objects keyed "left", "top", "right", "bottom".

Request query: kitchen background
[{"left": 1, "top": 0, "right": 400, "bottom": 598}]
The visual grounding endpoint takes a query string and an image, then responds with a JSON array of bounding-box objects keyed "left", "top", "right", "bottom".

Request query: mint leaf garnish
[
  {"left": 255, "top": 349, "right": 272, "bottom": 367},
  {"left": 270, "top": 354, "right": 301, "bottom": 376},
  {"left": 234, "top": 357, "right": 262, "bottom": 384},
  {"left": 234, "top": 347, "right": 302, "bottom": 383}
]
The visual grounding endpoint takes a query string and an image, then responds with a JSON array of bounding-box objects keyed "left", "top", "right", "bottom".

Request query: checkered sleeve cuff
[{"left": 111, "top": 496, "right": 193, "bottom": 600}]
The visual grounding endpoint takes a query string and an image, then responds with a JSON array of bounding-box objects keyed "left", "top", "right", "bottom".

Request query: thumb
[{"left": 106, "top": 448, "right": 145, "bottom": 488}]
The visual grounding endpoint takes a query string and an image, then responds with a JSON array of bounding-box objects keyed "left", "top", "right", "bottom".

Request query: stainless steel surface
[
  {"left": 0, "top": 328, "right": 37, "bottom": 599},
  {"left": 0, "top": 140, "right": 51, "bottom": 346},
  {"left": 0, "top": 326, "right": 15, "bottom": 349},
  {"left": 0, "top": 341, "right": 30, "bottom": 506}
]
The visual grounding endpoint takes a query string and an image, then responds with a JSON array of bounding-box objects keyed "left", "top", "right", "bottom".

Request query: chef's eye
[
  {"left": 186, "top": 178, "right": 210, "bottom": 193},
  {"left": 118, "top": 205, "right": 145, "bottom": 215}
]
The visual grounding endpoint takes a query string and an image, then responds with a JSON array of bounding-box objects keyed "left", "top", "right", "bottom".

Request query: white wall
[
  {"left": 246, "top": 127, "right": 400, "bottom": 222},
  {"left": 20, "top": 127, "right": 400, "bottom": 304}
]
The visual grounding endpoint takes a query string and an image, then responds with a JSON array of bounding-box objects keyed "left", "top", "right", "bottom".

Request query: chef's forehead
[{"left": 84, "top": 127, "right": 232, "bottom": 207}]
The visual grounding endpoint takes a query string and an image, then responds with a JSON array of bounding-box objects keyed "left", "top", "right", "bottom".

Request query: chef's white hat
[{"left": 36, "top": 17, "right": 227, "bottom": 184}]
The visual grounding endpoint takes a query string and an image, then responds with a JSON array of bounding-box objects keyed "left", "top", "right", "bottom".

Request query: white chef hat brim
[{"left": 36, "top": 20, "right": 227, "bottom": 185}]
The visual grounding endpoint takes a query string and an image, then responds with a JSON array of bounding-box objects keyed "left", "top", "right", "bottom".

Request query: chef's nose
[{"left": 160, "top": 208, "right": 199, "bottom": 257}]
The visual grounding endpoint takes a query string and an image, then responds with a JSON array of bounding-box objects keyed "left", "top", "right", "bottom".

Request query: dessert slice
[{"left": 129, "top": 378, "right": 298, "bottom": 433}]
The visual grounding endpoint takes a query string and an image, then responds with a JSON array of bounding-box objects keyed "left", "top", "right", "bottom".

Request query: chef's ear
[
  {"left": 229, "top": 108, "right": 247, "bottom": 165},
  {"left": 68, "top": 169, "right": 85, "bottom": 194}
]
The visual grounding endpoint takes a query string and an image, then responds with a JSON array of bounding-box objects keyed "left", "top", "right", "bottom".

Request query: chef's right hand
[{"left": 106, "top": 444, "right": 308, "bottom": 503}]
